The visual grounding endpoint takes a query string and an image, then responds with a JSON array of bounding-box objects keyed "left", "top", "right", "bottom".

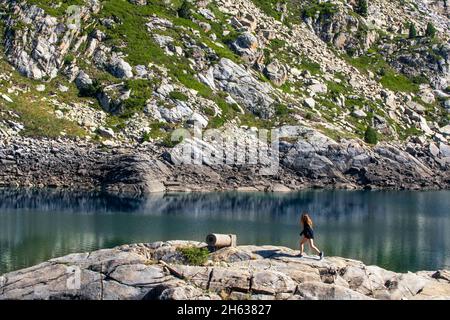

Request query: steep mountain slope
[{"left": 0, "top": 0, "right": 449, "bottom": 192}]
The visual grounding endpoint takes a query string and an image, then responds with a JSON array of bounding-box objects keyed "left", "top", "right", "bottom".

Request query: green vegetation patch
[
  {"left": 379, "top": 72, "right": 419, "bottom": 93},
  {"left": 397, "top": 125, "right": 422, "bottom": 140},
  {"left": 250, "top": 0, "right": 306, "bottom": 26},
  {"left": 251, "top": 0, "right": 285, "bottom": 20},
  {"left": 326, "top": 79, "right": 351, "bottom": 97},
  {"left": 345, "top": 53, "right": 419, "bottom": 93},
  {"left": 314, "top": 124, "right": 357, "bottom": 141},
  {"left": 0, "top": 97, "right": 86, "bottom": 138},
  {"left": 177, "top": 246, "right": 209, "bottom": 266},
  {"left": 171, "top": 67, "right": 213, "bottom": 98},
  {"left": 169, "top": 90, "right": 189, "bottom": 102},
  {"left": 364, "top": 126, "right": 378, "bottom": 144},
  {"left": 141, "top": 121, "right": 166, "bottom": 141},
  {"left": 0, "top": 84, "right": 87, "bottom": 139},
  {"left": 27, "top": 0, "right": 85, "bottom": 17},
  {"left": 99, "top": 0, "right": 174, "bottom": 66},
  {"left": 120, "top": 79, "right": 155, "bottom": 118},
  {"left": 302, "top": 0, "right": 338, "bottom": 20},
  {"left": 299, "top": 56, "right": 322, "bottom": 75}
]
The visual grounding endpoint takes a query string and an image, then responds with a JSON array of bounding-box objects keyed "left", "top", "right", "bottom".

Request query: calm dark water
[{"left": 0, "top": 189, "right": 449, "bottom": 274}]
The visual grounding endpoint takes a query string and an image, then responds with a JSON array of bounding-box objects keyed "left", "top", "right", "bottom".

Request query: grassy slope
[
  {"left": 1, "top": 0, "right": 446, "bottom": 142},
  {"left": 26, "top": 0, "right": 86, "bottom": 16},
  {"left": 0, "top": 60, "right": 89, "bottom": 138}
]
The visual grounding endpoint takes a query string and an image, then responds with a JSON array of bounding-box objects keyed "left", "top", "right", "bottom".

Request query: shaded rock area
[
  {"left": 0, "top": 136, "right": 171, "bottom": 194},
  {"left": 1, "top": 124, "right": 449, "bottom": 195},
  {"left": 1, "top": 241, "right": 449, "bottom": 300},
  {"left": 2, "top": 0, "right": 101, "bottom": 80}
]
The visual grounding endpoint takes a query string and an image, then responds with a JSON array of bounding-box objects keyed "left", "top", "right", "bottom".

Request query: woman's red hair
[{"left": 301, "top": 213, "right": 313, "bottom": 227}]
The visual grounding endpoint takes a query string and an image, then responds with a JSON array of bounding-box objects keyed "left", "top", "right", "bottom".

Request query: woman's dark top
[{"left": 300, "top": 224, "right": 314, "bottom": 239}]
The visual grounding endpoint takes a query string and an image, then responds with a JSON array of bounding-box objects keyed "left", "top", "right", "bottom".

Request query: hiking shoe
[
  {"left": 319, "top": 252, "right": 324, "bottom": 260},
  {"left": 297, "top": 253, "right": 304, "bottom": 258}
]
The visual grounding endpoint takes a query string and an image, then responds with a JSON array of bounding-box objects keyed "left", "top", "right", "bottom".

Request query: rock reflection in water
[{"left": 0, "top": 189, "right": 449, "bottom": 274}]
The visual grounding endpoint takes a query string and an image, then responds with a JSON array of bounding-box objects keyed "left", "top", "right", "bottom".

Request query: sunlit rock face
[
  {"left": 0, "top": 0, "right": 449, "bottom": 194},
  {"left": 1, "top": 241, "right": 449, "bottom": 300}
]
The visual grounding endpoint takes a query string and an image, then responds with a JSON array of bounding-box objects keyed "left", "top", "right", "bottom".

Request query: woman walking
[{"left": 298, "top": 213, "right": 324, "bottom": 260}]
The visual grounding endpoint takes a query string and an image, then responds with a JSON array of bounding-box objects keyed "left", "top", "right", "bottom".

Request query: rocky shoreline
[
  {"left": 1, "top": 241, "right": 449, "bottom": 300},
  {"left": 0, "top": 131, "right": 449, "bottom": 195}
]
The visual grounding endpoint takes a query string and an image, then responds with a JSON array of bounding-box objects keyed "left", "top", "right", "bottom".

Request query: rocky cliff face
[
  {"left": 2, "top": 0, "right": 101, "bottom": 80},
  {"left": 301, "top": 0, "right": 449, "bottom": 94},
  {"left": 1, "top": 126, "right": 449, "bottom": 193},
  {"left": 1, "top": 241, "right": 449, "bottom": 300},
  {"left": 0, "top": 0, "right": 449, "bottom": 192}
]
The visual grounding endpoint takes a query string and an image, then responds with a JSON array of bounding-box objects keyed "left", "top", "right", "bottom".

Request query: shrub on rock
[
  {"left": 178, "top": 0, "right": 193, "bottom": 19},
  {"left": 356, "top": 0, "right": 369, "bottom": 17},
  {"left": 425, "top": 22, "right": 436, "bottom": 38},
  {"left": 408, "top": 23, "right": 417, "bottom": 39},
  {"left": 364, "top": 126, "right": 378, "bottom": 144},
  {"left": 177, "top": 247, "right": 209, "bottom": 266}
]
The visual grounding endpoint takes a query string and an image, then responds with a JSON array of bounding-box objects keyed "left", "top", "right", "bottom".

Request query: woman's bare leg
[
  {"left": 299, "top": 237, "right": 307, "bottom": 254},
  {"left": 308, "top": 239, "right": 321, "bottom": 255}
]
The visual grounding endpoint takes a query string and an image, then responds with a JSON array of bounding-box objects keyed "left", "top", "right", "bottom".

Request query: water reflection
[{"left": 0, "top": 189, "right": 449, "bottom": 274}]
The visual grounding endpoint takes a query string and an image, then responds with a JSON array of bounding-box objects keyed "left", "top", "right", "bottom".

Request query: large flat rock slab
[{"left": 1, "top": 241, "right": 449, "bottom": 300}]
